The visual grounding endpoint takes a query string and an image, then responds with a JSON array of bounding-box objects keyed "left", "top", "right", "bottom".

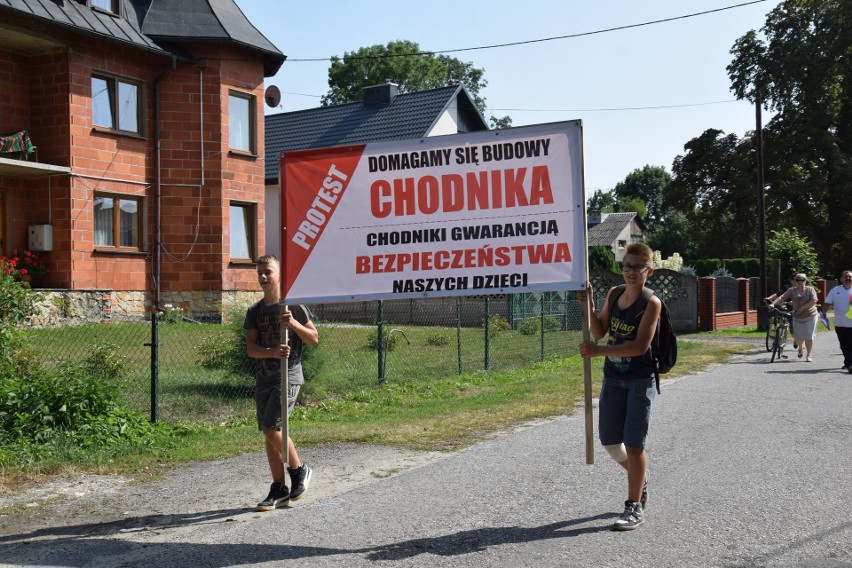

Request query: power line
[
  {"left": 285, "top": 0, "right": 768, "bottom": 63},
  {"left": 490, "top": 99, "right": 741, "bottom": 113}
]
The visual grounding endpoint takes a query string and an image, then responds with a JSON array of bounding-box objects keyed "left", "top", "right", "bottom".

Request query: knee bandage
[{"left": 604, "top": 443, "right": 628, "bottom": 463}]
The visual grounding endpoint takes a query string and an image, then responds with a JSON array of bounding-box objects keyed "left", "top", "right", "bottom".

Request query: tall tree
[
  {"left": 587, "top": 188, "right": 616, "bottom": 212},
  {"left": 322, "top": 40, "right": 512, "bottom": 129},
  {"left": 727, "top": 0, "right": 852, "bottom": 273},
  {"left": 668, "top": 128, "right": 759, "bottom": 258},
  {"left": 613, "top": 165, "right": 672, "bottom": 227}
]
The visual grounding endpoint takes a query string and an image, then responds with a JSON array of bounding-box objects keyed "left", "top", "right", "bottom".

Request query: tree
[
  {"left": 645, "top": 210, "right": 699, "bottom": 259},
  {"left": 613, "top": 196, "right": 647, "bottom": 221},
  {"left": 613, "top": 165, "right": 672, "bottom": 227},
  {"left": 727, "top": 0, "right": 852, "bottom": 274},
  {"left": 588, "top": 245, "right": 619, "bottom": 272},
  {"left": 587, "top": 188, "right": 616, "bottom": 212},
  {"left": 667, "top": 128, "right": 758, "bottom": 258},
  {"left": 322, "top": 40, "right": 512, "bottom": 129},
  {"left": 766, "top": 227, "right": 820, "bottom": 279}
]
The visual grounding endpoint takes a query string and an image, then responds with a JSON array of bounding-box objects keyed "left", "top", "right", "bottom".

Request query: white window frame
[
  {"left": 228, "top": 91, "right": 256, "bottom": 154},
  {"left": 229, "top": 202, "right": 256, "bottom": 261}
]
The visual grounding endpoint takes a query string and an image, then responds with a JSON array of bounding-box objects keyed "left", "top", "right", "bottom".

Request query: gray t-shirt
[{"left": 244, "top": 302, "right": 312, "bottom": 386}]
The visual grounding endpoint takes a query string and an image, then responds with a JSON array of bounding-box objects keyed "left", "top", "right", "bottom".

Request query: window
[
  {"left": 617, "top": 240, "right": 627, "bottom": 250},
  {"left": 92, "top": 74, "right": 141, "bottom": 134},
  {"left": 228, "top": 91, "right": 256, "bottom": 153},
  {"left": 94, "top": 195, "right": 143, "bottom": 250},
  {"left": 90, "top": 0, "right": 118, "bottom": 13},
  {"left": 230, "top": 202, "right": 256, "bottom": 260}
]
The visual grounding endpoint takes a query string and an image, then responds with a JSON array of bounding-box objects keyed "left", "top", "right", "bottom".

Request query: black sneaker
[
  {"left": 641, "top": 469, "right": 649, "bottom": 509},
  {"left": 288, "top": 463, "right": 313, "bottom": 501},
  {"left": 613, "top": 500, "right": 645, "bottom": 531},
  {"left": 256, "top": 481, "right": 289, "bottom": 511}
]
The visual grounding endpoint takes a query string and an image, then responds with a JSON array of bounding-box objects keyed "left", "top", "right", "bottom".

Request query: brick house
[
  {"left": 0, "top": 0, "right": 284, "bottom": 318},
  {"left": 587, "top": 211, "right": 645, "bottom": 262}
]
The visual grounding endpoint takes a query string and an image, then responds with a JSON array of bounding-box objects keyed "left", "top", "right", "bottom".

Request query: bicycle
[
  {"left": 767, "top": 305, "right": 793, "bottom": 362},
  {"left": 764, "top": 301, "right": 792, "bottom": 352}
]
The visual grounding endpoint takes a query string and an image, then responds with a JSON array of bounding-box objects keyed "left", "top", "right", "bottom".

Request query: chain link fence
[
  {"left": 27, "top": 293, "right": 589, "bottom": 424},
  {"left": 23, "top": 269, "right": 699, "bottom": 424}
]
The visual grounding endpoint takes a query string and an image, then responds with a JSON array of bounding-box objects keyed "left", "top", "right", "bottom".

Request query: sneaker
[
  {"left": 288, "top": 463, "right": 313, "bottom": 501},
  {"left": 256, "top": 481, "right": 289, "bottom": 511},
  {"left": 806, "top": 356, "right": 813, "bottom": 362},
  {"left": 641, "top": 469, "right": 650, "bottom": 509},
  {"left": 613, "top": 500, "right": 645, "bottom": 531}
]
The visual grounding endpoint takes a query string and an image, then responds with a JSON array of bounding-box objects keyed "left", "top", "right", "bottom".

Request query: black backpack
[{"left": 608, "top": 284, "right": 678, "bottom": 393}]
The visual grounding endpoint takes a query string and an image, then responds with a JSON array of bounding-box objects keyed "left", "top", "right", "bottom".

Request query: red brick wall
[{"left": 2, "top": 32, "right": 269, "bottom": 295}]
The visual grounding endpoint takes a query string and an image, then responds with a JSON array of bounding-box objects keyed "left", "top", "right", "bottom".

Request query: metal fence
[
  {"left": 21, "top": 269, "right": 702, "bottom": 425},
  {"left": 26, "top": 295, "right": 587, "bottom": 424}
]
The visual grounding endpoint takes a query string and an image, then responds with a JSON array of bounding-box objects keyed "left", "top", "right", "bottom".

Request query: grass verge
[{"left": 1, "top": 334, "right": 753, "bottom": 489}]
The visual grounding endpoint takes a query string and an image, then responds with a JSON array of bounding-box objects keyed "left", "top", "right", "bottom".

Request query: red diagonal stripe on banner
[{"left": 281, "top": 145, "right": 365, "bottom": 296}]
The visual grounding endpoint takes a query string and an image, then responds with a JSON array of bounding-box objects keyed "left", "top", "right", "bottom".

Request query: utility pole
[{"left": 756, "top": 93, "right": 768, "bottom": 331}]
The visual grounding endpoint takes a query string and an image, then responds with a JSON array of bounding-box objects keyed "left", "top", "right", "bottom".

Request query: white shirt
[{"left": 825, "top": 284, "right": 852, "bottom": 328}]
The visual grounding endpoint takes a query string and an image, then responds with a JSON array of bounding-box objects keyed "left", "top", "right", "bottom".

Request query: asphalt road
[{"left": 2, "top": 339, "right": 851, "bottom": 568}]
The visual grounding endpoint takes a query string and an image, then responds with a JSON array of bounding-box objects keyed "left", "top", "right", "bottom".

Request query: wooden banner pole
[{"left": 280, "top": 302, "right": 290, "bottom": 467}]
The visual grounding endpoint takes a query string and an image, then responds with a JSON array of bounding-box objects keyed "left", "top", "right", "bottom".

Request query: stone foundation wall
[{"left": 26, "top": 289, "right": 258, "bottom": 328}]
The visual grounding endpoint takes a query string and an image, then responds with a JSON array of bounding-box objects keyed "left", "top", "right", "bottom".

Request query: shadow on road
[{"left": 2, "top": 510, "right": 618, "bottom": 566}]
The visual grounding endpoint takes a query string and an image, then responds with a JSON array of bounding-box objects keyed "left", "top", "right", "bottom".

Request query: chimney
[
  {"left": 362, "top": 82, "right": 399, "bottom": 106},
  {"left": 588, "top": 210, "right": 611, "bottom": 226}
]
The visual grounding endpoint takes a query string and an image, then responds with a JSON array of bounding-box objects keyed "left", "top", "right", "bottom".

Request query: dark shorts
[
  {"left": 255, "top": 381, "right": 300, "bottom": 431},
  {"left": 598, "top": 374, "right": 656, "bottom": 449}
]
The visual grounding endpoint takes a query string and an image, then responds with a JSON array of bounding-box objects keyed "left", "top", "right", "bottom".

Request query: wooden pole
[
  {"left": 582, "top": 293, "right": 594, "bottom": 465},
  {"left": 280, "top": 302, "right": 290, "bottom": 467}
]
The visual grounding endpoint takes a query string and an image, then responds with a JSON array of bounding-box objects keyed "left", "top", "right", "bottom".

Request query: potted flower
[{"left": 0, "top": 249, "right": 48, "bottom": 283}]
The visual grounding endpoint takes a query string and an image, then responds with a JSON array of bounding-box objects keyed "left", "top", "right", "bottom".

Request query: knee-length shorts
[{"left": 598, "top": 374, "right": 656, "bottom": 449}]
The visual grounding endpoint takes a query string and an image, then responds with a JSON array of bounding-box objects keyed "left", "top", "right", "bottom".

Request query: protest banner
[{"left": 281, "top": 121, "right": 587, "bottom": 303}]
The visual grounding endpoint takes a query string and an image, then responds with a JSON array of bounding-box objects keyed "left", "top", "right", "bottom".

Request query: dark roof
[
  {"left": 587, "top": 212, "right": 642, "bottom": 247},
  {"left": 0, "top": 0, "right": 164, "bottom": 55},
  {"left": 141, "top": 0, "right": 285, "bottom": 76},
  {"left": 0, "top": 0, "right": 285, "bottom": 75},
  {"left": 264, "top": 84, "right": 489, "bottom": 182}
]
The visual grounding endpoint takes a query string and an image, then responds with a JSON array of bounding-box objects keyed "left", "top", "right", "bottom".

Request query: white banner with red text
[{"left": 281, "top": 121, "right": 587, "bottom": 303}]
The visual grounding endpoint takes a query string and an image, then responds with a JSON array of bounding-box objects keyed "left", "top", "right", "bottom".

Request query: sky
[{"left": 236, "top": 0, "right": 775, "bottom": 193}]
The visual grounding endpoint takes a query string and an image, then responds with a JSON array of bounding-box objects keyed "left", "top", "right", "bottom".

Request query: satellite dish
[{"left": 265, "top": 85, "right": 281, "bottom": 108}]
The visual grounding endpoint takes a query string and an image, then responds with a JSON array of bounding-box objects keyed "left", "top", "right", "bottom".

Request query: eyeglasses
[
  {"left": 794, "top": 278, "right": 806, "bottom": 282},
  {"left": 622, "top": 263, "right": 651, "bottom": 273}
]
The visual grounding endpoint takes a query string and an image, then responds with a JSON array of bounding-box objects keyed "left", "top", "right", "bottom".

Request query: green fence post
[
  {"left": 377, "top": 300, "right": 385, "bottom": 383},
  {"left": 540, "top": 302, "right": 545, "bottom": 362},
  {"left": 484, "top": 296, "right": 490, "bottom": 370},
  {"left": 456, "top": 297, "right": 462, "bottom": 374}
]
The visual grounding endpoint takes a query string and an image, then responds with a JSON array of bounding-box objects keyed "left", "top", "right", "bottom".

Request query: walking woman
[{"left": 771, "top": 273, "right": 819, "bottom": 361}]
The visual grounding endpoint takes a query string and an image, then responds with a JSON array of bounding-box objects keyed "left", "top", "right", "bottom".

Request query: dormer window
[{"left": 90, "top": 0, "right": 118, "bottom": 14}]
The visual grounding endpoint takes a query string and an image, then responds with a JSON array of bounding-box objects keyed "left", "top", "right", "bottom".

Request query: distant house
[
  {"left": 0, "top": 0, "right": 284, "bottom": 318},
  {"left": 587, "top": 211, "right": 645, "bottom": 262},
  {"left": 263, "top": 83, "right": 489, "bottom": 256}
]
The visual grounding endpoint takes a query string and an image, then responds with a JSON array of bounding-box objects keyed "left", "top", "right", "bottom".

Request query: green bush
[
  {"left": 0, "top": 342, "right": 155, "bottom": 449},
  {"left": 367, "top": 329, "right": 399, "bottom": 351},
  {"left": 519, "top": 318, "right": 540, "bottom": 335},
  {"left": 487, "top": 315, "right": 510, "bottom": 337},
  {"left": 543, "top": 314, "right": 562, "bottom": 332},
  {"left": 0, "top": 270, "right": 41, "bottom": 380},
  {"left": 427, "top": 332, "right": 450, "bottom": 346},
  {"left": 519, "top": 314, "right": 562, "bottom": 335}
]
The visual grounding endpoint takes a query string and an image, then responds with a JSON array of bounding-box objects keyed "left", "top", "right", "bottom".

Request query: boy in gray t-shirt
[{"left": 244, "top": 255, "right": 318, "bottom": 510}]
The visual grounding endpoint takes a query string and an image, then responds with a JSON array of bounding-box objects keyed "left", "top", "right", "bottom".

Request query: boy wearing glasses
[{"left": 578, "top": 243, "right": 661, "bottom": 531}]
